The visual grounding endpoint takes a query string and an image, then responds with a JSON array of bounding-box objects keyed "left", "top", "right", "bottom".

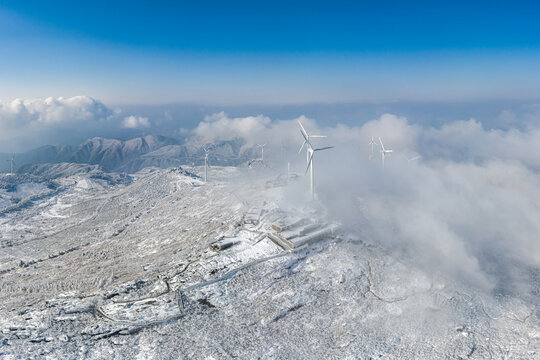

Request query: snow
[{"left": 0, "top": 166, "right": 538, "bottom": 359}]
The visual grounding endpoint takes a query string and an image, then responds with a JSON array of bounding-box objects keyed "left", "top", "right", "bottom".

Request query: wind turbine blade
[
  {"left": 305, "top": 154, "right": 313, "bottom": 175},
  {"left": 314, "top": 146, "right": 335, "bottom": 152},
  {"left": 310, "top": 135, "right": 327, "bottom": 138},
  {"left": 298, "top": 140, "right": 307, "bottom": 154},
  {"left": 300, "top": 129, "right": 312, "bottom": 148},
  {"left": 298, "top": 120, "right": 308, "bottom": 137},
  {"left": 300, "top": 129, "right": 309, "bottom": 142},
  {"left": 378, "top": 137, "right": 385, "bottom": 152}
]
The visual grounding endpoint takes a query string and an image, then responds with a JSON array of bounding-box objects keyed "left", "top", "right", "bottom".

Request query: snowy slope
[{"left": 0, "top": 166, "right": 538, "bottom": 359}]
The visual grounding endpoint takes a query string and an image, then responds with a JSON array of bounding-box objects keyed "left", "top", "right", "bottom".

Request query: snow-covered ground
[{"left": 0, "top": 166, "right": 538, "bottom": 359}]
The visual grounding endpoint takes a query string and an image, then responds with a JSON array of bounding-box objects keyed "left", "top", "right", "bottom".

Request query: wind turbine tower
[
  {"left": 204, "top": 148, "right": 209, "bottom": 182},
  {"left": 369, "top": 136, "right": 376, "bottom": 160},
  {"left": 6, "top": 154, "right": 15, "bottom": 174},
  {"left": 257, "top": 143, "right": 266, "bottom": 162},
  {"left": 379, "top": 137, "right": 393, "bottom": 168}
]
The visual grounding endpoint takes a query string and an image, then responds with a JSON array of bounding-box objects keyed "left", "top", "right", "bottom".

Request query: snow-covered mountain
[
  {"left": 0, "top": 135, "right": 177, "bottom": 172},
  {"left": 1, "top": 135, "right": 259, "bottom": 173},
  {"left": 16, "top": 163, "right": 132, "bottom": 184}
]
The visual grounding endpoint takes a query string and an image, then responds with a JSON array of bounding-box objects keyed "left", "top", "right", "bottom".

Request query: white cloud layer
[
  {"left": 192, "top": 111, "right": 315, "bottom": 151},
  {"left": 0, "top": 96, "right": 112, "bottom": 128},
  {"left": 0, "top": 96, "right": 147, "bottom": 151},
  {"left": 194, "top": 112, "right": 271, "bottom": 143},
  {"left": 122, "top": 115, "right": 151, "bottom": 129}
]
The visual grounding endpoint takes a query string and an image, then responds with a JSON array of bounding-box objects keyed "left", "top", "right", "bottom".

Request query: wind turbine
[
  {"left": 257, "top": 143, "right": 266, "bottom": 162},
  {"left": 203, "top": 148, "right": 210, "bottom": 182},
  {"left": 6, "top": 154, "right": 15, "bottom": 174},
  {"left": 299, "top": 125, "right": 334, "bottom": 199},
  {"left": 379, "top": 137, "right": 393, "bottom": 168},
  {"left": 298, "top": 120, "right": 326, "bottom": 165},
  {"left": 369, "top": 136, "right": 377, "bottom": 160},
  {"left": 403, "top": 154, "right": 421, "bottom": 166}
]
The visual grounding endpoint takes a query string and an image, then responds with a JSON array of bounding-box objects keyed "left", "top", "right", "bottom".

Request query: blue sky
[{"left": 1, "top": 1, "right": 540, "bottom": 104}]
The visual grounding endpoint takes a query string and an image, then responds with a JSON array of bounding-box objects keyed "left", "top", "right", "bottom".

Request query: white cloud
[
  {"left": 320, "top": 115, "right": 540, "bottom": 292},
  {"left": 194, "top": 112, "right": 271, "bottom": 142},
  {"left": 0, "top": 96, "right": 112, "bottom": 129},
  {"left": 122, "top": 115, "right": 151, "bottom": 129},
  {"left": 192, "top": 112, "right": 324, "bottom": 151},
  {"left": 0, "top": 95, "right": 149, "bottom": 151}
]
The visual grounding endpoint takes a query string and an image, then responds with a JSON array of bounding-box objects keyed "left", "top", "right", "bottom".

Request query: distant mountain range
[{"left": 0, "top": 135, "right": 258, "bottom": 173}]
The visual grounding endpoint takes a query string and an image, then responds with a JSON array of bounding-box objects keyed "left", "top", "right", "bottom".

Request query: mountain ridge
[{"left": 1, "top": 134, "right": 259, "bottom": 173}]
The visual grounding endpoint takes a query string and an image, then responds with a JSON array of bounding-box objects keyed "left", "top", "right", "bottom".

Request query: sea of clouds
[{"left": 194, "top": 111, "right": 540, "bottom": 297}]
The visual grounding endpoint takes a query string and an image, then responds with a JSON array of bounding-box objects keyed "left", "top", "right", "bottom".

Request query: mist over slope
[{"left": 185, "top": 112, "right": 540, "bottom": 299}]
